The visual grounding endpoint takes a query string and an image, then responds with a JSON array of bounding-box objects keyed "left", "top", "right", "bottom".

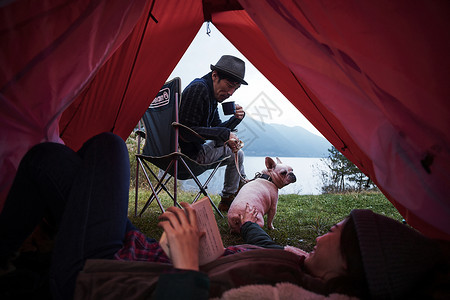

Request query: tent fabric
[
  {"left": 0, "top": 0, "right": 148, "bottom": 205},
  {"left": 236, "top": 0, "right": 450, "bottom": 239},
  {"left": 59, "top": 0, "right": 204, "bottom": 151},
  {"left": 1, "top": 0, "right": 449, "bottom": 240}
]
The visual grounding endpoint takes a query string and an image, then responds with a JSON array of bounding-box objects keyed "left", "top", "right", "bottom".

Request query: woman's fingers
[
  {"left": 157, "top": 203, "right": 201, "bottom": 239},
  {"left": 157, "top": 203, "right": 202, "bottom": 271},
  {"left": 158, "top": 204, "right": 192, "bottom": 229},
  {"left": 252, "top": 207, "right": 258, "bottom": 217},
  {"left": 239, "top": 203, "right": 259, "bottom": 224},
  {"left": 180, "top": 202, "right": 199, "bottom": 228}
]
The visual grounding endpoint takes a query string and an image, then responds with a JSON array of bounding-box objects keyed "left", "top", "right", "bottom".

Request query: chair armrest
[{"left": 172, "top": 122, "right": 205, "bottom": 143}]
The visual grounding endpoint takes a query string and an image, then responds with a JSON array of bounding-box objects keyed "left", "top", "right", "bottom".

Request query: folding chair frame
[
  {"left": 136, "top": 151, "right": 225, "bottom": 218},
  {"left": 134, "top": 79, "right": 226, "bottom": 218}
]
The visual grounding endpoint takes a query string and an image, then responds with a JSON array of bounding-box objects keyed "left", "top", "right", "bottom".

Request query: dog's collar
[
  {"left": 255, "top": 173, "right": 272, "bottom": 182},
  {"left": 254, "top": 172, "right": 284, "bottom": 189}
]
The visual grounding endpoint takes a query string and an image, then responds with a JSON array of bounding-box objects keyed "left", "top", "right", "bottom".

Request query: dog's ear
[
  {"left": 276, "top": 157, "right": 282, "bottom": 164},
  {"left": 265, "top": 157, "right": 276, "bottom": 169}
]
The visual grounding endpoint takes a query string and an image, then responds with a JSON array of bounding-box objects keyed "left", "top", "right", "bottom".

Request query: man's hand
[
  {"left": 229, "top": 131, "right": 238, "bottom": 141},
  {"left": 228, "top": 132, "right": 242, "bottom": 153},
  {"left": 234, "top": 104, "right": 245, "bottom": 119},
  {"left": 158, "top": 202, "right": 204, "bottom": 271}
]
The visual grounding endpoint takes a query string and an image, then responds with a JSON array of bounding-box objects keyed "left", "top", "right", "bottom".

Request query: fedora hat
[{"left": 210, "top": 55, "right": 248, "bottom": 85}]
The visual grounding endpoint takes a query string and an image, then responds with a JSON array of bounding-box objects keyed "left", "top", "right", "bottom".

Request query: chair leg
[
  {"left": 135, "top": 158, "right": 140, "bottom": 217},
  {"left": 179, "top": 158, "right": 224, "bottom": 218},
  {"left": 138, "top": 159, "right": 165, "bottom": 215},
  {"left": 191, "top": 160, "right": 223, "bottom": 202},
  {"left": 147, "top": 166, "right": 176, "bottom": 203},
  {"left": 192, "top": 160, "right": 225, "bottom": 218},
  {"left": 148, "top": 163, "right": 181, "bottom": 208},
  {"left": 206, "top": 194, "right": 224, "bottom": 218},
  {"left": 138, "top": 159, "right": 185, "bottom": 216},
  {"left": 191, "top": 182, "right": 223, "bottom": 218},
  {"left": 141, "top": 173, "right": 180, "bottom": 215}
]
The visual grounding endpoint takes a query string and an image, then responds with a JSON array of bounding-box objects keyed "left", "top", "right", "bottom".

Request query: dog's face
[{"left": 263, "top": 157, "right": 296, "bottom": 189}]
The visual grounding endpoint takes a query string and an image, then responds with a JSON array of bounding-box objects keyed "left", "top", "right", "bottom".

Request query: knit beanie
[{"left": 350, "top": 209, "right": 440, "bottom": 299}]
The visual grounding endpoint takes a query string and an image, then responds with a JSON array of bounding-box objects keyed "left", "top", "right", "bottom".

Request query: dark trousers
[{"left": 0, "top": 132, "right": 134, "bottom": 299}]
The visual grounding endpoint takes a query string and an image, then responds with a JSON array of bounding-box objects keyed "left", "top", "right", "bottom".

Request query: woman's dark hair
[{"left": 325, "top": 216, "right": 370, "bottom": 299}]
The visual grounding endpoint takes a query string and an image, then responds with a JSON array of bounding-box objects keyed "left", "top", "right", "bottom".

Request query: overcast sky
[{"left": 168, "top": 23, "right": 323, "bottom": 137}]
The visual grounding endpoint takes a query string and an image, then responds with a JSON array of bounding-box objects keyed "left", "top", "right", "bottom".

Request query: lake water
[{"left": 181, "top": 156, "right": 328, "bottom": 195}]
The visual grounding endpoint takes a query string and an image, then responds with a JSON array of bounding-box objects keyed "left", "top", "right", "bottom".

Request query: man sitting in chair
[{"left": 179, "top": 55, "right": 248, "bottom": 212}]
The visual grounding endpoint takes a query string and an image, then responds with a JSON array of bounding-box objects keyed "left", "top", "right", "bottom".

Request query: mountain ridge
[{"left": 235, "top": 117, "right": 332, "bottom": 157}]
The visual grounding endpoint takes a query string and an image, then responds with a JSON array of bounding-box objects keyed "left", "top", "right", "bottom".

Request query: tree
[{"left": 320, "top": 146, "right": 377, "bottom": 193}]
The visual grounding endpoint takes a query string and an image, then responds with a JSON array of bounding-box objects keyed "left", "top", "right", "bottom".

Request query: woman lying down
[{"left": 0, "top": 133, "right": 448, "bottom": 299}]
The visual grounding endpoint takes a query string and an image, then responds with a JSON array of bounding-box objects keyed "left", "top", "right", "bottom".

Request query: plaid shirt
[
  {"left": 179, "top": 73, "right": 242, "bottom": 158},
  {"left": 114, "top": 229, "right": 250, "bottom": 263},
  {"left": 114, "top": 229, "right": 170, "bottom": 263}
]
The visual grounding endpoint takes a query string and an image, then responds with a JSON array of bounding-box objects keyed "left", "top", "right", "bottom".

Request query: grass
[
  {"left": 125, "top": 134, "right": 403, "bottom": 252},
  {"left": 128, "top": 189, "right": 403, "bottom": 252}
]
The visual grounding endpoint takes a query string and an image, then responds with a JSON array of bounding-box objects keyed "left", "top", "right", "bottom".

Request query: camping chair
[{"left": 134, "top": 77, "right": 228, "bottom": 218}]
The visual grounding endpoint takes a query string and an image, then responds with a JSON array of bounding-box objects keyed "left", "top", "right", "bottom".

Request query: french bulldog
[{"left": 227, "top": 157, "right": 296, "bottom": 233}]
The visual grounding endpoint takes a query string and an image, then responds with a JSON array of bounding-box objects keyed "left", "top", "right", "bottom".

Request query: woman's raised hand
[
  {"left": 158, "top": 202, "right": 204, "bottom": 271},
  {"left": 239, "top": 203, "right": 259, "bottom": 227}
]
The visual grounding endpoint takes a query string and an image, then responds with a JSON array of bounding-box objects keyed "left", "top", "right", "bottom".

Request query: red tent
[{"left": 1, "top": 0, "right": 449, "bottom": 240}]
